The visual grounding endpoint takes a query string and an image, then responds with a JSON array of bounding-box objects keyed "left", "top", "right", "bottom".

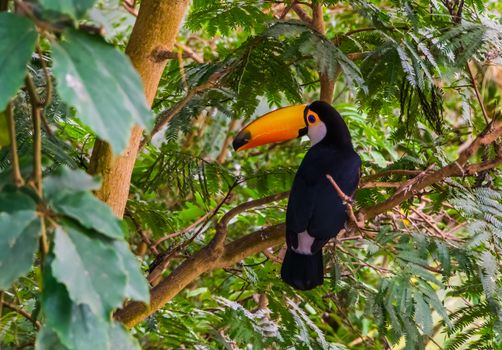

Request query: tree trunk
[
  {"left": 88, "top": 0, "right": 189, "bottom": 217},
  {"left": 311, "top": 3, "right": 335, "bottom": 103}
]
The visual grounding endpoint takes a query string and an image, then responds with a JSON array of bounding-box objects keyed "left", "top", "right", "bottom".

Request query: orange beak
[{"left": 233, "top": 104, "right": 308, "bottom": 151}]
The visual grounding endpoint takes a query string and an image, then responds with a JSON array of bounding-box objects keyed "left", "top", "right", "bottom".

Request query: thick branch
[
  {"left": 292, "top": 3, "right": 312, "bottom": 23},
  {"left": 115, "top": 193, "right": 288, "bottom": 328}
]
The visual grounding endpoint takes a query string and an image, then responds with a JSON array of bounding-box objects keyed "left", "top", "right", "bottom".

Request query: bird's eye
[{"left": 307, "top": 114, "right": 316, "bottom": 124}]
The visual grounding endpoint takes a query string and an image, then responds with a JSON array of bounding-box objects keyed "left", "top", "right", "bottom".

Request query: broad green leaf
[
  {"left": 39, "top": 0, "right": 97, "bottom": 19},
  {"left": 51, "top": 30, "right": 153, "bottom": 153},
  {"left": 0, "top": 13, "right": 38, "bottom": 109},
  {"left": 0, "top": 190, "right": 37, "bottom": 213},
  {"left": 35, "top": 327, "right": 68, "bottom": 350},
  {"left": 0, "top": 111, "right": 9, "bottom": 147},
  {"left": 51, "top": 224, "right": 127, "bottom": 318},
  {"left": 44, "top": 167, "right": 101, "bottom": 198},
  {"left": 42, "top": 269, "right": 109, "bottom": 350},
  {"left": 0, "top": 211, "right": 40, "bottom": 289},
  {"left": 108, "top": 323, "right": 141, "bottom": 350},
  {"left": 50, "top": 191, "right": 123, "bottom": 239},
  {"left": 113, "top": 240, "right": 150, "bottom": 303}
]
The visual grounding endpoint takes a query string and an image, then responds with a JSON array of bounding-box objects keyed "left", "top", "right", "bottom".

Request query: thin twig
[
  {"left": 278, "top": 0, "right": 296, "bottom": 19},
  {"left": 467, "top": 62, "right": 490, "bottom": 124},
  {"left": 411, "top": 208, "right": 446, "bottom": 239},
  {"left": 262, "top": 248, "right": 282, "bottom": 263},
  {"left": 25, "top": 75, "right": 43, "bottom": 197},
  {"left": 153, "top": 209, "right": 215, "bottom": 248},
  {"left": 325, "top": 174, "right": 362, "bottom": 231},
  {"left": 36, "top": 45, "right": 52, "bottom": 107},
  {"left": 140, "top": 80, "right": 218, "bottom": 148},
  {"left": 122, "top": 0, "right": 138, "bottom": 16},
  {"left": 25, "top": 74, "right": 48, "bottom": 260},
  {"left": 175, "top": 43, "right": 204, "bottom": 64},
  {"left": 338, "top": 245, "right": 392, "bottom": 274},
  {"left": 360, "top": 169, "right": 421, "bottom": 183},
  {"left": 6, "top": 102, "right": 24, "bottom": 187},
  {"left": 148, "top": 181, "right": 241, "bottom": 284},
  {"left": 1, "top": 301, "right": 41, "bottom": 329},
  {"left": 177, "top": 49, "right": 188, "bottom": 90}
]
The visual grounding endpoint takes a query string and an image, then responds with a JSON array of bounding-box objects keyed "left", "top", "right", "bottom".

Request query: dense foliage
[{"left": 0, "top": 0, "right": 501, "bottom": 349}]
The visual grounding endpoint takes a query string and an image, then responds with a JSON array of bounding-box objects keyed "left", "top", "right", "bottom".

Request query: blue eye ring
[{"left": 307, "top": 114, "right": 316, "bottom": 123}]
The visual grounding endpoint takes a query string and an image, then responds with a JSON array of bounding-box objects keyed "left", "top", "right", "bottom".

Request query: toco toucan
[{"left": 232, "top": 101, "right": 361, "bottom": 290}]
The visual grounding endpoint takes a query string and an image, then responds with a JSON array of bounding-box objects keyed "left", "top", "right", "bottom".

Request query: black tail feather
[{"left": 280, "top": 248, "right": 324, "bottom": 290}]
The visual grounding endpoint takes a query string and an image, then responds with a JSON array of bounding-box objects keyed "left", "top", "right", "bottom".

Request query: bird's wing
[
  {"left": 285, "top": 149, "right": 326, "bottom": 251},
  {"left": 286, "top": 147, "right": 361, "bottom": 253}
]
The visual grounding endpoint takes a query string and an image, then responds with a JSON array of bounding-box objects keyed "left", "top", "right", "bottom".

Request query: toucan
[{"left": 232, "top": 101, "right": 361, "bottom": 290}]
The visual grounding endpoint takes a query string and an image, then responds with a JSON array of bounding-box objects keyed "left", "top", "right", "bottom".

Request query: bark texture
[{"left": 88, "top": 0, "right": 190, "bottom": 217}]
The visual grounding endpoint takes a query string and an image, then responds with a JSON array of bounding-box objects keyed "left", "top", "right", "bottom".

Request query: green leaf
[
  {"left": 113, "top": 240, "right": 150, "bottom": 303},
  {"left": 44, "top": 167, "right": 101, "bottom": 198},
  {"left": 42, "top": 267, "right": 109, "bottom": 350},
  {"left": 0, "top": 190, "right": 37, "bottom": 213},
  {"left": 51, "top": 29, "right": 153, "bottom": 153},
  {"left": 0, "top": 13, "right": 38, "bottom": 109},
  {"left": 50, "top": 191, "right": 123, "bottom": 240},
  {"left": 0, "top": 211, "right": 40, "bottom": 289},
  {"left": 51, "top": 224, "right": 127, "bottom": 318},
  {"left": 108, "top": 323, "right": 141, "bottom": 350},
  {"left": 39, "top": 0, "right": 97, "bottom": 19},
  {"left": 0, "top": 111, "right": 9, "bottom": 147},
  {"left": 35, "top": 327, "right": 68, "bottom": 350}
]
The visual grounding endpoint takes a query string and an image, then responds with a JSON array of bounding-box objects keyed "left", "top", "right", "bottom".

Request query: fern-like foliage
[
  {"left": 132, "top": 143, "right": 235, "bottom": 202},
  {"left": 452, "top": 187, "right": 502, "bottom": 246},
  {"left": 187, "top": 0, "right": 272, "bottom": 36},
  {"left": 443, "top": 186, "right": 502, "bottom": 349}
]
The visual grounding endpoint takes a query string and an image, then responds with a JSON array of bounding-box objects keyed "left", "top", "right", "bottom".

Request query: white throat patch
[{"left": 307, "top": 121, "right": 327, "bottom": 146}]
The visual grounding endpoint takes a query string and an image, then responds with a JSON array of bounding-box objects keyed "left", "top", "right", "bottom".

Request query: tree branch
[
  {"left": 360, "top": 169, "right": 421, "bottom": 183},
  {"left": 115, "top": 193, "right": 288, "bottom": 328},
  {"left": 151, "top": 43, "right": 204, "bottom": 64},
  {"left": 2, "top": 301, "right": 41, "bottom": 330},
  {"left": 147, "top": 181, "right": 240, "bottom": 285},
  {"left": 292, "top": 3, "right": 312, "bottom": 23}
]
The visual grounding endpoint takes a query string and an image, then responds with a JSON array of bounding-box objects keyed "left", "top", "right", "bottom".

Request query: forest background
[{"left": 0, "top": 0, "right": 501, "bottom": 349}]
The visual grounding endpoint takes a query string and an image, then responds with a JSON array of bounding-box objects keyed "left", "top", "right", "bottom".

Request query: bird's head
[{"left": 232, "top": 100, "right": 352, "bottom": 151}]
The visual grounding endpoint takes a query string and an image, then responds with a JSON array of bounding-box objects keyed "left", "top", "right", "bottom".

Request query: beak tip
[{"left": 232, "top": 130, "right": 251, "bottom": 152}]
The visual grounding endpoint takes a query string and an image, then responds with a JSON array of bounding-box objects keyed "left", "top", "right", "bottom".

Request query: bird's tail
[{"left": 280, "top": 248, "right": 324, "bottom": 290}]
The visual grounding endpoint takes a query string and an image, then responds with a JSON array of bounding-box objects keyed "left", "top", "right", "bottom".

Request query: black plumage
[{"left": 281, "top": 101, "right": 361, "bottom": 290}]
